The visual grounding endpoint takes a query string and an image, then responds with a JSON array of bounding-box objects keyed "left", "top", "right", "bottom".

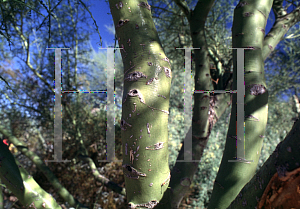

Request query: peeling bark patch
[
  {"left": 162, "top": 57, "right": 169, "bottom": 62},
  {"left": 122, "top": 164, "right": 146, "bottom": 179},
  {"left": 158, "top": 95, "right": 166, "bottom": 99},
  {"left": 128, "top": 200, "right": 158, "bottom": 209},
  {"left": 162, "top": 57, "right": 170, "bottom": 66},
  {"left": 161, "top": 173, "right": 171, "bottom": 187},
  {"left": 121, "top": 119, "right": 132, "bottom": 131},
  {"left": 258, "top": 27, "right": 265, "bottom": 34},
  {"left": 137, "top": 2, "right": 151, "bottom": 11},
  {"left": 130, "top": 148, "right": 134, "bottom": 164},
  {"left": 146, "top": 77, "right": 155, "bottom": 85},
  {"left": 236, "top": 1, "right": 248, "bottom": 8},
  {"left": 256, "top": 168, "right": 300, "bottom": 209},
  {"left": 124, "top": 90, "right": 169, "bottom": 114},
  {"left": 243, "top": 12, "right": 254, "bottom": 17},
  {"left": 132, "top": 103, "right": 136, "bottom": 113},
  {"left": 147, "top": 105, "right": 169, "bottom": 114},
  {"left": 147, "top": 123, "right": 151, "bottom": 134},
  {"left": 245, "top": 115, "right": 259, "bottom": 121},
  {"left": 116, "top": 19, "right": 129, "bottom": 28},
  {"left": 125, "top": 71, "right": 147, "bottom": 82},
  {"left": 268, "top": 44, "right": 273, "bottom": 50},
  {"left": 128, "top": 89, "right": 145, "bottom": 103},
  {"left": 163, "top": 67, "right": 171, "bottom": 78},
  {"left": 145, "top": 142, "right": 165, "bottom": 150},
  {"left": 248, "top": 84, "right": 267, "bottom": 95}
]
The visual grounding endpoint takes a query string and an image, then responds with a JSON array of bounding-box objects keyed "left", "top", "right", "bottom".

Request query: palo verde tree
[
  {"left": 0, "top": 0, "right": 299, "bottom": 208},
  {"left": 108, "top": 0, "right": 300, "bottom": 208}
]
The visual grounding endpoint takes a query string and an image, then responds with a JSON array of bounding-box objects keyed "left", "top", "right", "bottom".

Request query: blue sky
[
  {"left": 85, "top": 0, "right": 297, "bottom": 103},
  {"left": 1, "top": 0, "right": 298, "bottom": 109}
]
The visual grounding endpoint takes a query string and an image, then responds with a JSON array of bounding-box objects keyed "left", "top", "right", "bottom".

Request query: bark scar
[
  {"left": 245, "top": 114, "right": 259, "bottom": 121},
  {"left": 116, "top": 19, "right": 129, "bottom": 28},
  {"left": 246, "top": 84, "right": 267, "bottom": 95},
  {"left": 137, "top": 2, "right": 151, "bottom": 11},
  {"left": 128, "top": 200, "right": 159, "bottom": 209},
  {"left": 130, "top": 148, "right": 134, "bottom": 164},
  {"left": 125, "top": 71, "right": 147, "bottom": 82},
  {"left": 122, "top": 164, "right": 146, "bottom": 179},
  {"left": 145, "top": 142, "right": 164, "bottom": 150}
]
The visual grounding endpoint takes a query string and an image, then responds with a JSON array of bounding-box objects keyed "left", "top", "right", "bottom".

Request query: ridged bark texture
[
  {"left": 228, "top": 118, "right": 300, "bottom": 208},
  {"left": 207, "top": 0, "right": 273, "bottom": 208},
  {"left": 108, "top": 1, "right": 172, "bottom": 208}
]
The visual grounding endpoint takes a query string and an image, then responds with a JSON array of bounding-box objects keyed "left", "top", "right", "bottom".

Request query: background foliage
[{"left": 0, "top": 0, "right": 299, "bottom": 208}]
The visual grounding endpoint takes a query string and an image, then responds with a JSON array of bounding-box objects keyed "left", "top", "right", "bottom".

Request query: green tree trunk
[
  {"left": 108, "top": 0, "right": 172, "bottom": 207},
  {"left": 164, "top": 1, "right": 225, "bottom": 208},
  {"left": 228, "top": 117, "right": 300, "bottom": 208},
  {"left": 0, "top": 140, "right": 61, "bottom": 209},
  {"left": 207, "top": 0, "right": 273, "bottom": 208}
]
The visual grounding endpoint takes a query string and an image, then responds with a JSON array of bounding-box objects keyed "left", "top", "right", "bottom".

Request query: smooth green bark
[
  {"left": 108, "top": 0, "right": 172, "bottom": 207},
  {"left": 0, "top": 140, "right": 61, "bottom": 209},
  {"left": 164, "top": 1, "right": 222, "bottom": 208},
  {"left": 207, "top": 1, "right": 273, "bottom": 208},
  {"left": 0, "top": 125, "right": 84, "bottom": 208},
  {"left": 162, "top": 0, "right": 300, "bottom": 207}
]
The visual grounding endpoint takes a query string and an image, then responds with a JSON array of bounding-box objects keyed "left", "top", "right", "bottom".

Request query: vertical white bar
[
  {"left": 106, "top": 48, "right": 116, "bottom": 162},
  {"left": 184, "top": 48, "right": 193, "bottom": 162},
  {"left": 236, "top": 48, "right": 245, "bottom": 160},
  {"left": 54, "top": 48, "right": 62, "bottom": 161}
]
